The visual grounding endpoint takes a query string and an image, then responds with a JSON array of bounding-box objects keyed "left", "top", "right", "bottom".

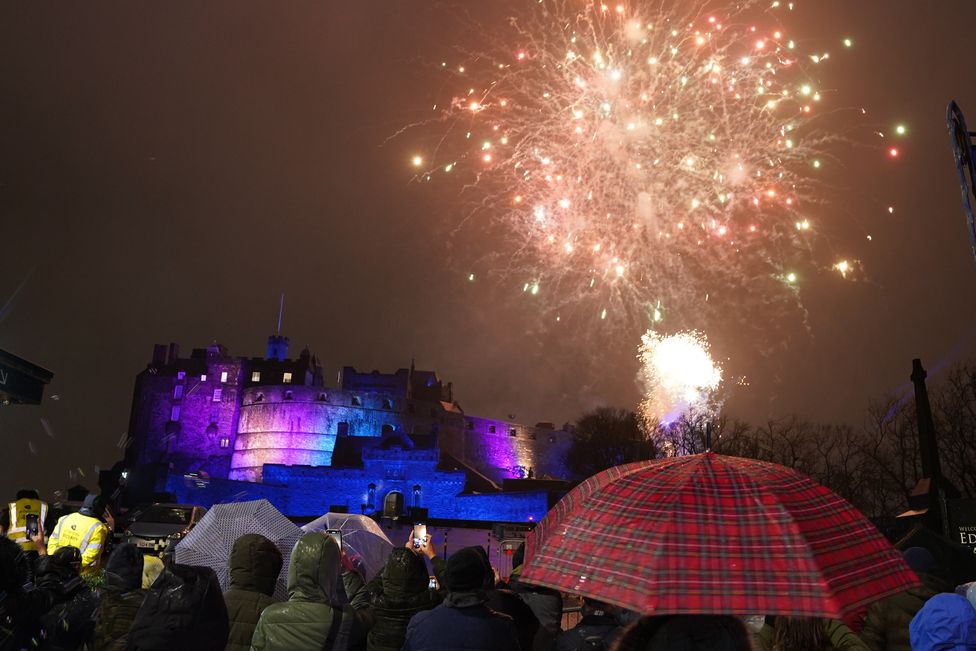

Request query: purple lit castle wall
[{"left": 126, "top": 337, "right": 575, "bottom": 522}]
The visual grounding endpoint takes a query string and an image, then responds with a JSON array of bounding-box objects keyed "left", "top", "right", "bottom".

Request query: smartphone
[
  {"left": 412, "top": 523, "right": 427, "bottom": 550},
  {"left": 428, "top": 576, "right": 438, "bottom": 590},
  {"left": 326, "top": 529, "right": 342, "bottom": 549},
  {"left": 25, "top": 514, "right": 39, "bottom": 538}
]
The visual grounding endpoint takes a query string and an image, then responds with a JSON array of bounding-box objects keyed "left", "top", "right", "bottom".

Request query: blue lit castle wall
[{"left": 126, "top": 337, "right": 575, "bottom": 523}]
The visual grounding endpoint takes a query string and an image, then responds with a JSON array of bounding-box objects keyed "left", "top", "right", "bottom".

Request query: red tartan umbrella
[{"left": 522, "top": 452, "right": 919, "bottom": 618}]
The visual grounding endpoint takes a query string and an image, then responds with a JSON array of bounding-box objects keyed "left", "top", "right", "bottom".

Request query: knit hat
[{"left": 444, "top": 546, "right": 489, "bottom": 592}]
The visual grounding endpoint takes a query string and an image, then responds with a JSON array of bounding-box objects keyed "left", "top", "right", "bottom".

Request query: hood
[
  {"left": 910, "top": 593, "right": 976, "bottom": 651},
  {"left": 380, "top": 547, "right": 430, "bottom": 598},
  {"left": 287, "top": 532, "right": 339, "bottom": 604},
  {"left": 104, "top": 543, "right": 144, "bottom": 592},
  {"left": 229, "top": 533, "right": 283, "bottom": 596}
]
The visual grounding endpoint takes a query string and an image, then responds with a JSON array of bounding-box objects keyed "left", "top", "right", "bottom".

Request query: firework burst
[
  {"left": 637, "top": 329, "right": 722, "bottom": 433},
  {"left": 412, "top": 0, "right": 874, "bottom": 336}
]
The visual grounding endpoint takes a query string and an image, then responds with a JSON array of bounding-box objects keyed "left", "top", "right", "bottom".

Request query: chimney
[
  {"left": 167, "top": 342, "right": 180, "bottom": 365},
  {"left": 266, "top": 335, "right": 289, "bottom": 361},
  {"left": 151, "top": 344, "right": 167, "bottom": 367}
]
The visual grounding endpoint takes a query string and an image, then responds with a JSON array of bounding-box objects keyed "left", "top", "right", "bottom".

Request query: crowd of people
[{"left": 2, "top": 488, "right": 976, "bottom": 651}]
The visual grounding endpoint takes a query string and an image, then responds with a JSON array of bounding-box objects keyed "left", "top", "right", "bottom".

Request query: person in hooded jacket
[
  {"left": 556, "top": 598, "right": 623, "bottom": 651},
  {"left": 402, "top": 546, "right": 520, "bottom": 651},
  {"left": 859, "top": 547, "right": 954, "bottom": 651},
  {"left": 909, "top": 592, "right": 976, "bottom": 651},
  {"left": 250, "top": 532, "right": 372, "bottom": 651},
  {"left": 362, "top": 536, "right": 445, "bottom": 651},
  {"left": 223, "top": 534, "right": 283, "bottom": 651},
  {"left": 471, "top": 546, "right": 539, "bottom": 651},
  {"left": 91, "top": 544, "right": 146, "bottom": 651},
  {"left": 125, "top": 561, "right": 229, "bottom": 651},
  {"left": 509, "top": 542, "right": 563, "bottom": 651}
]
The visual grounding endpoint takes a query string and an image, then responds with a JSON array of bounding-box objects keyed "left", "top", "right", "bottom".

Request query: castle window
[
  {"left": 206, "top": 422, "right": 218, "bottom": 436},
  {"left": 220, "top": 371, "right": 228, "bottom": 383},
  {"left": 412, "top": 485, "right": 422, "bottom": 507},
  {"left": 173, "top": 385, "right": 184, "bottom": 400},
  {"left": 466, "top": 419, "right": 474, "bottom": 430},
  {"left": 509, "top": 428, "right": 518, "bottom": 437},
  {"left": 255, "top": 393, "right": 264, "bottom": 402},
  {"left": 317, "top": 393, "right": 328, "bottom": 402},
  {"left": 337, "top": 422, "right": 349, "bottom": 436},
  {"left": 177, "top": 371, "right": 186, "bottom": 381},
  {"left": 200, "top": 374, "right": 207, "bottom": 382},
  {"left": 351, "top": 396, "right": 362, "bottom": 406},
  {"left": 367, "top": 484, "right": 376, "bottom": 509},
  {"left": 212, "top": 388, "right": 222, "bottom": 402},
  {"left": 283, "top": 372, "right": 293, "bottom": 384},
  {"left": 251, "top": 371, "right": 261, "bottom": 382},
  {"left": 219, "top": 437, "right": 230, "bottom": 449},
  {"left": 284, "top": 391, "right": 293, "bottom": 401},
  {"left": 488, "top": 425, "right": 496, "bottom": 434},
  {"left": 382, "top": 398, "right": 393, "bottom": 410},
  {"left": 170, "top": 405, "right": 181, "bottom": 421}
]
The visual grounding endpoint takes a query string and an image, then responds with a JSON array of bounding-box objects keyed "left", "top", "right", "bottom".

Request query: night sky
[{"left": 2, "top": 2, "right": 976, "bottom": 498}]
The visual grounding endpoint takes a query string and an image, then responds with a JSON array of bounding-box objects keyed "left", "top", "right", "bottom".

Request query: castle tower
[{"left": 266, "top": 335, "right": 289, "bottom": 361}]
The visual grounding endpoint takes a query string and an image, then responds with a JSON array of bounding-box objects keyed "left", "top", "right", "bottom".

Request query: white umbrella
[
  {"left": 302, "top": 512, "right": 394, "bottom": 581},
  {"left": 175, "top": 499, "right": 302, "bottom": 601}
]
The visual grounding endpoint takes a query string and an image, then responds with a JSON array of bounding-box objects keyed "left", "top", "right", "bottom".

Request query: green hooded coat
[
  {"left": 364, "top": 548, "right": 446, "bottom": 651},
  {"left": 250, "top": 533, "right": 371, "bottom": 651},
  {"left": 223, "top": 534, "right": 283, "bottom": 651}
]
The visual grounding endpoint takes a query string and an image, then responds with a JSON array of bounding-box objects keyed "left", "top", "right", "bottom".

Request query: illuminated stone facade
[{"left": 125, "top": 337, "right": 574, "bottom": 522}]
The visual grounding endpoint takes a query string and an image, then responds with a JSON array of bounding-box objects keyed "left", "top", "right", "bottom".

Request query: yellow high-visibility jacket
[
  {"left": 6, "top": 498, "right": 48, "bottom": 552},
  {"left": 47, "top": 511, "right": 109, "bottom": 575}
]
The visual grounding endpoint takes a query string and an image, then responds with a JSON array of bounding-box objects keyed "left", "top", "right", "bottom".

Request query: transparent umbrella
[
  {"left": 302, "top": 512, "right": 394, "bottom": 581},
  {"left": 175, "top": 499, "right": 302, "bottom": 601}
]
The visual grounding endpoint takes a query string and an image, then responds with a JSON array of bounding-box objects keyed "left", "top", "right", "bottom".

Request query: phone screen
[
  {"left": 25, "top": 514, "right": 39, "bottom": 537},
  {"left": 326, "top": 529, "right": 342, "bottom": 549},
  {"left": 412, "top": 524, "right": 427, "bottom": 549}
]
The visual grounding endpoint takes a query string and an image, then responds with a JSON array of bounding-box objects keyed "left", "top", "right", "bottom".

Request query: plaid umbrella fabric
[
  {"left": 522, "top": 452, "right": 919, "bottom": 618},
  {"left": 302, "top": 512, "right": 394, "bottom": 581},
  {"left": 175, "top": 499, "right": 302, "bottom": 601}
]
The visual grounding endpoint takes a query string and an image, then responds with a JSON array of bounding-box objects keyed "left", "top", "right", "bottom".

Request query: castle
[{"left": 124, "top": 335, "right": 576, "bottom": 522}]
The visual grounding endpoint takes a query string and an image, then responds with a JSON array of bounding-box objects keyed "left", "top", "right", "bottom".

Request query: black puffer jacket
[
  {"left": 35, "top": 547, "right": 101, "bottom": 651},
  {"left": 0, "top": 537, "right": 59, "bottom": 651},
  {"left": 126, "top": 562, "right": 229, "bottom": 651},
  {"left": 92, "top": 544, "right": 146, "bottom": 651},
  {"left": 222, "top": 534, "right": 282, "bottom": 651},
  {"left": 364, "top": 548, "right": 444, "bottom": 651}
]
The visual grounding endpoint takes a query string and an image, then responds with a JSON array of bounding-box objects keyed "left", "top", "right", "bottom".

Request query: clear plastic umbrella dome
[
  {"left": 175, "top": 499, "right": 302, "bottom": 601},
  {"left": 302, "top": 512, "right": 394, "bottom": 581}
]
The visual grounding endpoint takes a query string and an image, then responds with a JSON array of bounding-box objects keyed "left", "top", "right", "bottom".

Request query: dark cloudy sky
[{"left": 2, "top": 2, "right": 976, "bottom": 498}]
